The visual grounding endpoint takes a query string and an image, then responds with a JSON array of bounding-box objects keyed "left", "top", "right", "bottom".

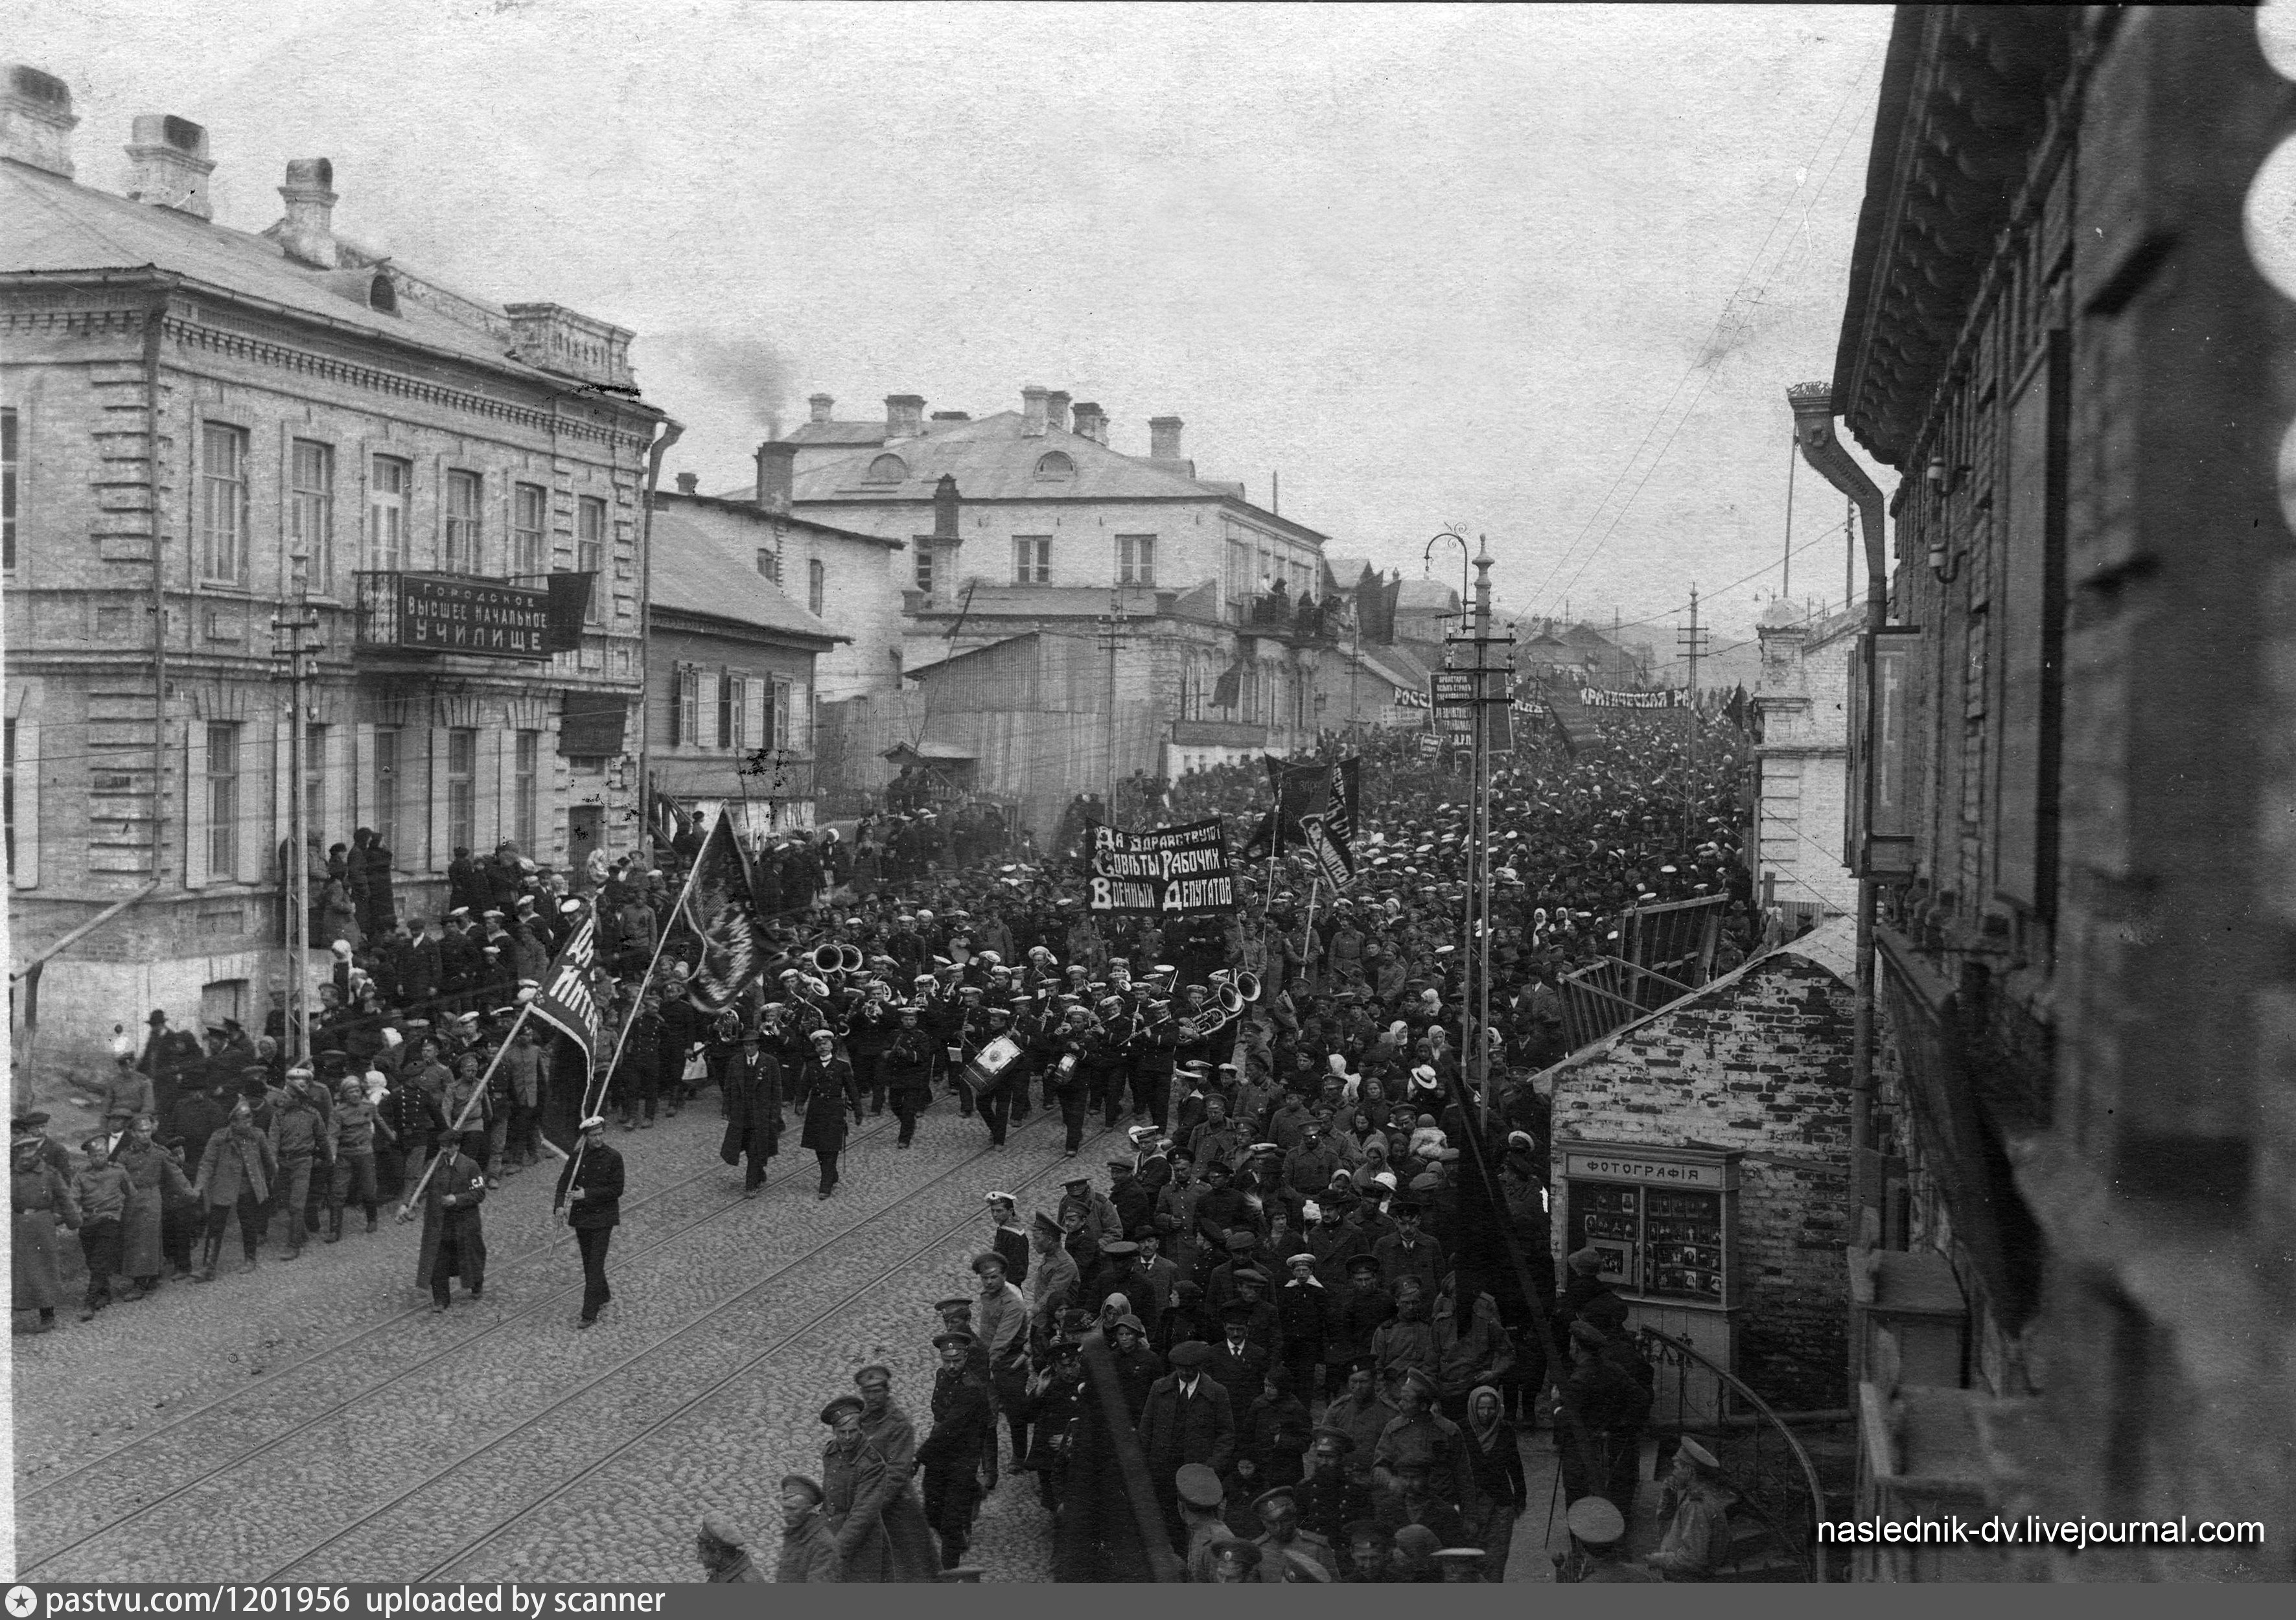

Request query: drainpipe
[
  {"left": 1786, "top": 383, "right": 1888, "bottom": 1243},
  {"left": 146, "top": 285, "right": 172, "bottom": 886},
  {"left": 634, "top": 413, "right": 682, "bottom": 855}
]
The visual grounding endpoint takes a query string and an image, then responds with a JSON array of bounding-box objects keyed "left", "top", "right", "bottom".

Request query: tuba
[
  {"left": 811, "top": 942, "right": 846, "bottom": 976},
  {"left": 1233, "top": 970, "right": 1262, "bottom": 1004},
  {"left": 838, "top": 942, "right": 865, "bottom": 975}
]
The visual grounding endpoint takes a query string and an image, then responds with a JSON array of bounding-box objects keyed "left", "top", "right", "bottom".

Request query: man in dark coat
[
  {"left": 721, "top": 1029, "right": 782, "bottom": 1196},
  {"left": 918, "top": 1331, "right": 997, "bottom": 1569},
  {"left": 412, "top": 1140, "right": 486, "bottom": 1311},
  {"left": 794, "top": 1028, "right": 864, "bottom": 1199},
  {"left": 1139, "top": 1339, "right": 1238, "bottom": 1541},
  {"left": 555, "top": 1116, "right": 625, "bottom": 1328}
]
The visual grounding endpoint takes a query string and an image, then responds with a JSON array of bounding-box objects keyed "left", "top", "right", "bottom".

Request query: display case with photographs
[{"left": 1559, "top": 1142, "right": 1740, "bottom": 1308}]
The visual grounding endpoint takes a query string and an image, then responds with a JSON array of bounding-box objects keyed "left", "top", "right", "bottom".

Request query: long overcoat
[
  {"left": 12, "top": 1159, "right": 79, "bottom": 1308},
  {"left": 720, "top": 1048, "right": 782, "bottom": 1166},
  {"left": 114, "top": 1139, "right": 195, "bottom": 1278},
  {"left": 821, "top": 1433, "right": 934, "bottom": 1582},
  {"left": 854, "top": 1402, "right": 944, "bottom": 1579},
  {"left": 415, "top": 1150, "right": 487, "bottom": 1290},
  {"left": 796, "top": 1057, "right": 861, "bottom": 1154}
]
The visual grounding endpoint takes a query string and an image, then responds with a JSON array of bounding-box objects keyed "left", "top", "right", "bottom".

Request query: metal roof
[{"left": 647, "top": 508, "right": 845, "bottom": 644}]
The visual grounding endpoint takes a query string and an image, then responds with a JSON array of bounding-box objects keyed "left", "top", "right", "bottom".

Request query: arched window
[
  {"left": 1034, "top": 451, "right": 1075, "bottom": 481},
  {"left": 369, "top": 273, "right": 397, "bottom": 314},
  {"left": 865, "top": 453, "right": 909, "bottom": 484}
]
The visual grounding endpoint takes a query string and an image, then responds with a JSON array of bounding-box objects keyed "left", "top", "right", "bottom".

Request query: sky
[{"left": 18, "top": 0, "right": 1901, "bottom": 663}]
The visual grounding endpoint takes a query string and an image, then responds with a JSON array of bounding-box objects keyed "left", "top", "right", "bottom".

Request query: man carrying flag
[{"left": 555, "top": 1113, "right": 623, "bottom": 1330}]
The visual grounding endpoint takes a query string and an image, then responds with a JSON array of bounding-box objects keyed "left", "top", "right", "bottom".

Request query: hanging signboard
[
  {"left": 393, "top": 574, "right": 551, "bottom": 659},
  {"left": 1084, "top": 817, "right": 1238, "bottom": 914}
]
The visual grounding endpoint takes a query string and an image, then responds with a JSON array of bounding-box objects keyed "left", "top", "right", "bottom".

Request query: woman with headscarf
[
  {"left": 12, "top": 1127, "right": 80, "bottom": 1332},
  {"left": 1453, "top": 1383, "right": 1525, "bottom": 1581}
]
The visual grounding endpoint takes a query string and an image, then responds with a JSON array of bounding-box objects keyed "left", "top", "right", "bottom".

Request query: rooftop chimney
[
  {"left": 1, "top": 64, "right": 77, "bottom": 178},
  {"left": 1046, "top": 391, "right": 1072, "bottom": 434},
  {"left": 1071, "top": 402, "right": 1107, "bottom": 446},
  {"left": 675, "top": 472, "right": 699, "bottom": 495},
  {"left": 125, "top": 113, "right": 215, "bottom": 220},
  {"left": 885, "top": 394, "right": 925, "bottom": 441},
  {"left": 755, "top": 440, "right": 796, "bottom": 515},
  {"left": 272, "top": 156, "right": 337, "bottom": 268},
  {"left": 808, "top": 393, "right": 834, "bottom": 423},
  {"left": 1148, "top": 416, "right": 1192, "bottom": 476},
  {"left": 1022, "top": 386, "right": 1049, "bottom": 438},
  {"left": 931, "top": 474, "right": 961, "bottom": 540}
]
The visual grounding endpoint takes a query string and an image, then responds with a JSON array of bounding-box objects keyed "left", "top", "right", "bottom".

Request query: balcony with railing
[{"left": 1237, "top": 590, "right": 1339, "bottom": 645}]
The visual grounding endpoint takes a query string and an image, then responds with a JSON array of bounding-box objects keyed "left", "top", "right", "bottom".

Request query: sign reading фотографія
[
  {"left": 395, "top": 574, "right": 551, "bottom": 658},
  {"left": 1085, "top": 817, "right": 1238, "bottom": 914}
]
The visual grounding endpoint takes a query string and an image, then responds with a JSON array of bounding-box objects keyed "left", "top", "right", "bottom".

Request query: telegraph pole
[
  {"left": 1096, "top": 586, "right": 1131, "bottom": 827},
  {"left": 1470, "top": 536, "right": 1498, "bottom": 1133},
  {"left": 1678, "top": 583, "right": 1709, "bottom": 842},
  {"left": 272, "top": 552, "right": 319, "bottom": 1067}
]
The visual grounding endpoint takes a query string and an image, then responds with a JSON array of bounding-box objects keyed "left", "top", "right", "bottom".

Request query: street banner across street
[{"left": 1085, "top": 816, "right": 1238, "bottom": 913}]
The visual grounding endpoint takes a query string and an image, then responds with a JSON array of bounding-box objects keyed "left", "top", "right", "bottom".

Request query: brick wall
[{"left": 1549, "top": 941, "right": 1856, "bottom": 1410}]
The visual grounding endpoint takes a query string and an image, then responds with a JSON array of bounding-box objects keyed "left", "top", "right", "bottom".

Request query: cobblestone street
[{"left": 12, "top": 1092, "right": 1098, "bottom": 1582}]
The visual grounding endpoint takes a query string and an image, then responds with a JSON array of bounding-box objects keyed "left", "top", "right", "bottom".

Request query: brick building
[
  {"left": 1815, "top": 7, "right": 2296, "bottom": 1577},
  {"left": 1546, "top": 920, "right": 1859, "bottom": 1414},
  {"left": 1750, "top": 600, "right": 1859, "bottom": 925},
  {"left": 1, "top": 71, "right": 669, "bottom": 1061}
]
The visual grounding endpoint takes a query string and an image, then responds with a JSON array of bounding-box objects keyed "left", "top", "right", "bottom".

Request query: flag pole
[
  {"left": 396, "top": 998, "right": 536, "bottom": 1221},
  {"left": 558, "top": 813, "right": 719, "bottom": 1216}
]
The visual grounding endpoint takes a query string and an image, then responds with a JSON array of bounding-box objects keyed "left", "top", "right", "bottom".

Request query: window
[
  {"left": 371, "top": 728, "right": 400, "bottom": 855},
  {"left": 773, "top": 679, "right": 793, "bottom": 754},
  {"left": 671, "top": 664, "right": 699, "bottom": 748},
  {"left": 289, "top": 440, "right": 334, "bottom": 590},
  {"left": 200, "top": 423, "right": 249, "bottom": 583},
  {"left": 3, "top": 717, "right": 16, "bottom": 875},
  {"left": 513, "top": 730, "right": 539, "bottom": 851},
  {"left": 1118, "top": 534, "right": 1156, "bottom": 586},
  {"left": 303, "top": 724, "right": 327, "bottom": 848},
  {"left": 915, "top": 545, "right": 934, "bottom": 596},
  {"left": 754, "top": 546, "right": 780, "bottom": 584},
  {"left": 864, "top": 453, "right": 909, "bottom": 485},
  {"left": 369, "top": 456, "right": 410, "bottom": 572},
  {"left": 205, "top": 721, "right": 240, "bottom": 878},
  {"left": 1014, "top": 536, "right": 1051, "bottom": 585},
  {"left": 513, "top": 483, "right": 548, "bottom": 579},
  {"left": 2, "top": 406, "right": 17, "bottom": 571},
  {"left": 577, "top": 496, "right": 606, "bottom": 623},
  {"left": 1034, "top": 451, "right": 1075, "bottom": 481},
  {"left": 446, "top": 728, "right": 477, "bottom": 853},
  {"left": 717, "top": 666, "right": 736, "bottom": 750},
  {"left": 808, "top": 559, "right": 825, "bottom": 616},
  {"left": 445, "top": 470, "right": 483, "bottom": 573}
]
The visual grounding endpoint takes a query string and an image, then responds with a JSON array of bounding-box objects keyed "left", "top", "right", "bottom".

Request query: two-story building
[
  {"left": 2, "top": 69, "right": 667, "bottom": 1060},
  {"left": 643, "top": 501, "right": 841, "bottom": 840},
  {"left": 721, "top": 386, "right": 1338, "bottom": 833}
]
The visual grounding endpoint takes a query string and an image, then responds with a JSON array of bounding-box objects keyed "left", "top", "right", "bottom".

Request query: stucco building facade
[{"left": 2, "top": 72, "right": 667, "bottom": 1060}]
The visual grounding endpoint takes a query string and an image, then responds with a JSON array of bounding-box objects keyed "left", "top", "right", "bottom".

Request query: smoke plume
[{"left": 640, "top": 332, "right": 796, "bottom": 435}]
